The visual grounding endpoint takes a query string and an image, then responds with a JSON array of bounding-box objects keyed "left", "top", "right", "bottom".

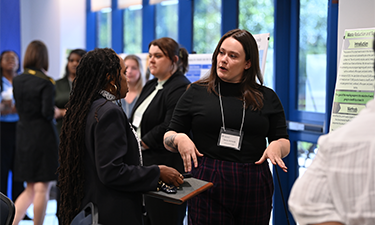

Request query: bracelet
[{"left": 156, "top": 180, "right": 177, "bottom": 194}]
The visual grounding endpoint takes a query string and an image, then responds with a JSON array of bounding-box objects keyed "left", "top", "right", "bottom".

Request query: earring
[{"left": 113, "top": 84, "right": 117, "bottom": 92}]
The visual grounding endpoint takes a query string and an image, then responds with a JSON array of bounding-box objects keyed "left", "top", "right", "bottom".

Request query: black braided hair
[{"left": 57, "top": 48, "right": 122, "bottom": 225}]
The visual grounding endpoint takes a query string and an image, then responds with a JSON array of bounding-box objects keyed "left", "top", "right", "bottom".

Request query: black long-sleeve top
[{"left": 169, "top": 79, "right": 289, "bottom": 163}]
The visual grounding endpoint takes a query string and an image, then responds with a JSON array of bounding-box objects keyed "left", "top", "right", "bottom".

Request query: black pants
[
  {"left": 0, "top": 121, "right": 24, "bottom": 201},
  {"left": 144, "top": 196, "right": 186, "bottom": 225},
  {"left": 142, "top": 150, "right": 186, "bottom": 225}
]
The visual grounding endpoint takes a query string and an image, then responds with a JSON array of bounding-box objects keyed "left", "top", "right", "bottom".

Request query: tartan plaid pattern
[{"left": 188, "top": 156, "right": 274, "bottom": 225}]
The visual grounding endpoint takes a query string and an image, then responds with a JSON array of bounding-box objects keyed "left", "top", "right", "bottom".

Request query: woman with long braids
[
  {"left": 58, "top": 48, "right": 184, "bottom": 225},
  {"left": 54, "top": 48, "right": 86, "bottom": 224}
]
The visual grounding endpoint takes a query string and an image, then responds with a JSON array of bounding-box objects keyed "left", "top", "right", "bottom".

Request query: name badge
[
  {"left": 217, "top": 127, "right": 243, "bottom": 150},
  {"left": 132, "top": 113, "right": 142, "bottom": 128}
]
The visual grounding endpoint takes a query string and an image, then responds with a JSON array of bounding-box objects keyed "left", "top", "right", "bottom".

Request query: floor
[
  {"left": 5, "top": 173, "right": 59, "bottom": 225},
  {"left": 18, "top": 199, "right": 186, "bottom": 225},
  {"left": 19, "top": 200, "right": 59, "bottom": 225}
]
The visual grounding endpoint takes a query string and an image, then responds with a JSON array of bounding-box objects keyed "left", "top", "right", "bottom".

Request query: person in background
[
  {"left": 164, "top": 29, "right": 290, "bottom": 225},
  {"left": 12, "top": 40, "right": 59, "bottom": 225},
  {"left": 120, "top": 54, "right": 144, "bottom": 116},
  {"left": 55, "top": 48, "right": 86, "bottom": 136},
  {"left": 0, "top": 50, "right": 25, "bottom": 203},
  {"left": 129, "top": 37, "right": 190, "bottom": 225},
  {"left": 144, "top": 54, "right": 152, "bottom": 81},
  {"left": 57, "top": 48, "right": 184, "bottom": 225},
  {"left": 288, "top": 35, "right": 375, "bottom": 225}
]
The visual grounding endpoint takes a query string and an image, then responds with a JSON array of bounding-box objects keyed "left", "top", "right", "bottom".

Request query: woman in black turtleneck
[{"left": 164, "top": 29, "right": 290, "bottom": 225}]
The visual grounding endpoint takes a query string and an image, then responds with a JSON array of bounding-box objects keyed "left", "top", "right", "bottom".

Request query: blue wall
[{"left": 0, "top": 0, "right": 21, "bottom": 57}]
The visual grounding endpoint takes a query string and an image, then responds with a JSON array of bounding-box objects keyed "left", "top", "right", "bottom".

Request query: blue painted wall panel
[{"left": 0, "top": 0, "right": 21, "bottom": 57}]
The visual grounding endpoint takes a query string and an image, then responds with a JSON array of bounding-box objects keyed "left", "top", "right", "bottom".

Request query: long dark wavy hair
[
  {"left": 196, "top": 29, "right": 264, "bottom": 110},
  {"left": 57, "top": 48, "right": 122, "bottom": 225}
]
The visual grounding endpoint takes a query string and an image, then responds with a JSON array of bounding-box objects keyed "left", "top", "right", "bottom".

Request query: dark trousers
[
  {"left": 144, "top": 196, "right": 186, "bottom": 225},
  {"left": 0, "top": 121, "right": 24, "bottom": 201},
  {"left": 188, "top": 156, "right": 274, "bottom": 225},
  {"left": 142, "top": 149, "right": 186, "bottom": 225}
]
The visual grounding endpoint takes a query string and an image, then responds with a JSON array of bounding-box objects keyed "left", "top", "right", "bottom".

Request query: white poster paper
[{"left": 329, "top": 28, "right": 375, "bottom": 132}]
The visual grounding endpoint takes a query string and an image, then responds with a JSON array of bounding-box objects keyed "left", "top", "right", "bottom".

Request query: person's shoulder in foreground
[{"left": 288, "top": 99, "right": 375, "bottom": 225}]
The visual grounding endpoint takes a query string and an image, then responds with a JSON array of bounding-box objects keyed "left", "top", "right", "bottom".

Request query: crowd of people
[{"left": 4, "top": 28, "right": 373, "bottom": 225}]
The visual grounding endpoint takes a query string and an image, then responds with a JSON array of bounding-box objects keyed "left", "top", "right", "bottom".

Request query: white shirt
[{"left": 288, "top": 99, "right": 375, "bottom": 225}]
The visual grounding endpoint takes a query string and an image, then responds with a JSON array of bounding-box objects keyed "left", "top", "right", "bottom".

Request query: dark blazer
[
  {"left": 129, "top": 70, "right": 190, "bottom": 172},
  {"left": 83, "top": 97, "right": 160, "bottom": 225},
  {"left": 13, "top": 68, "right": 58, "bottom": 182}
]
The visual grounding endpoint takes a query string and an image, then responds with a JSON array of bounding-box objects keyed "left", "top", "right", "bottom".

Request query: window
[
  {"left": 123, "top": 6, "right": 142, "bottom": 53},
  {"left": 297, "top": 141, "right": 318, "bottom": 176},
  {"left": 97, "top": 9, "right": 112, "bottom": 48},
  {"left": 298, "top": 0, "right": 328, "bottom": 112},
  {"left": 239, "top": 0, "right": 274, "bottom": 88},
  {"left": 193, "top": 0, "right": 221, "bottom": 54},
  {"left": 155, "top": 1, "right": 178, "bottom": 40}
]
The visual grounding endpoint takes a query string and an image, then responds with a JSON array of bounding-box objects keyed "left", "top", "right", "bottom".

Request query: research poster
[
  {"left": 329, "top": 28, "right": 375, "bottom": 132},
  {"left": 185, "top": 54, "right": 212, "bottom": 82}
]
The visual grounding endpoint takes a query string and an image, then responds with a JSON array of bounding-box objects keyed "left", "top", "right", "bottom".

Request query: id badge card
[{"left": 217, "top": 127, "right": 243, "bottom": 150}]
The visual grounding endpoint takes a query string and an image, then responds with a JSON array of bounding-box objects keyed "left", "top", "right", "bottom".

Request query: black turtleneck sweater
[{"left": 169, "top": 79, "right": 288, "bottom": 163}]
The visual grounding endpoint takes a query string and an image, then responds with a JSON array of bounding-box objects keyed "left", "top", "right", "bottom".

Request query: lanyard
[{"left": 218, "top": 82, "right": 246, "bottom": 135}]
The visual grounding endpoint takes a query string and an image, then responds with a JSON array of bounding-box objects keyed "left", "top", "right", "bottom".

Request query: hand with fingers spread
[
  {"left": 164, "top": 131, "right": 203, "bottom": 172},
  {"left": 255, "top": 138, "right": 290, "bottom": 172}
]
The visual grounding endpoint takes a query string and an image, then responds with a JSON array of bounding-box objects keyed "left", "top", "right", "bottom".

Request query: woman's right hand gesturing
[{"left": 164, "top": 131, "right": 203, "bottom": 172}]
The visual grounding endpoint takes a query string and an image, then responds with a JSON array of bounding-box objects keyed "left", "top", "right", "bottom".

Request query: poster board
[
  {"left": 185, "top": 54, "right": 212, "bottom": 82},
  {"left": 329, "top": 28, "right": 375, "bottom": 132}
]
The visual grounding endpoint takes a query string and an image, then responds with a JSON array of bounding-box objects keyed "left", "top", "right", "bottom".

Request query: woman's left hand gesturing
[{"left": 255, "top": 138, "right": 290, "bottom": 172}]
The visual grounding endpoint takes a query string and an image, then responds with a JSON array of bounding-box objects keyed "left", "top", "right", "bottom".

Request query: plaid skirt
[{"left": 188, "top": 156, "right": 274, "bottom": 225}]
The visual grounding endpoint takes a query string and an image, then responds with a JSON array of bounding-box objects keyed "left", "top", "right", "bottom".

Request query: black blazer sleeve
[
  {"left": 130, "top": 72, "right": 190, "bottom": 150},
  {"left": 85, "top": 100, "right": 160, "bottom": 192},
  {"left": 143, "top": 78, "right": 189, "bottom": 149}
]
